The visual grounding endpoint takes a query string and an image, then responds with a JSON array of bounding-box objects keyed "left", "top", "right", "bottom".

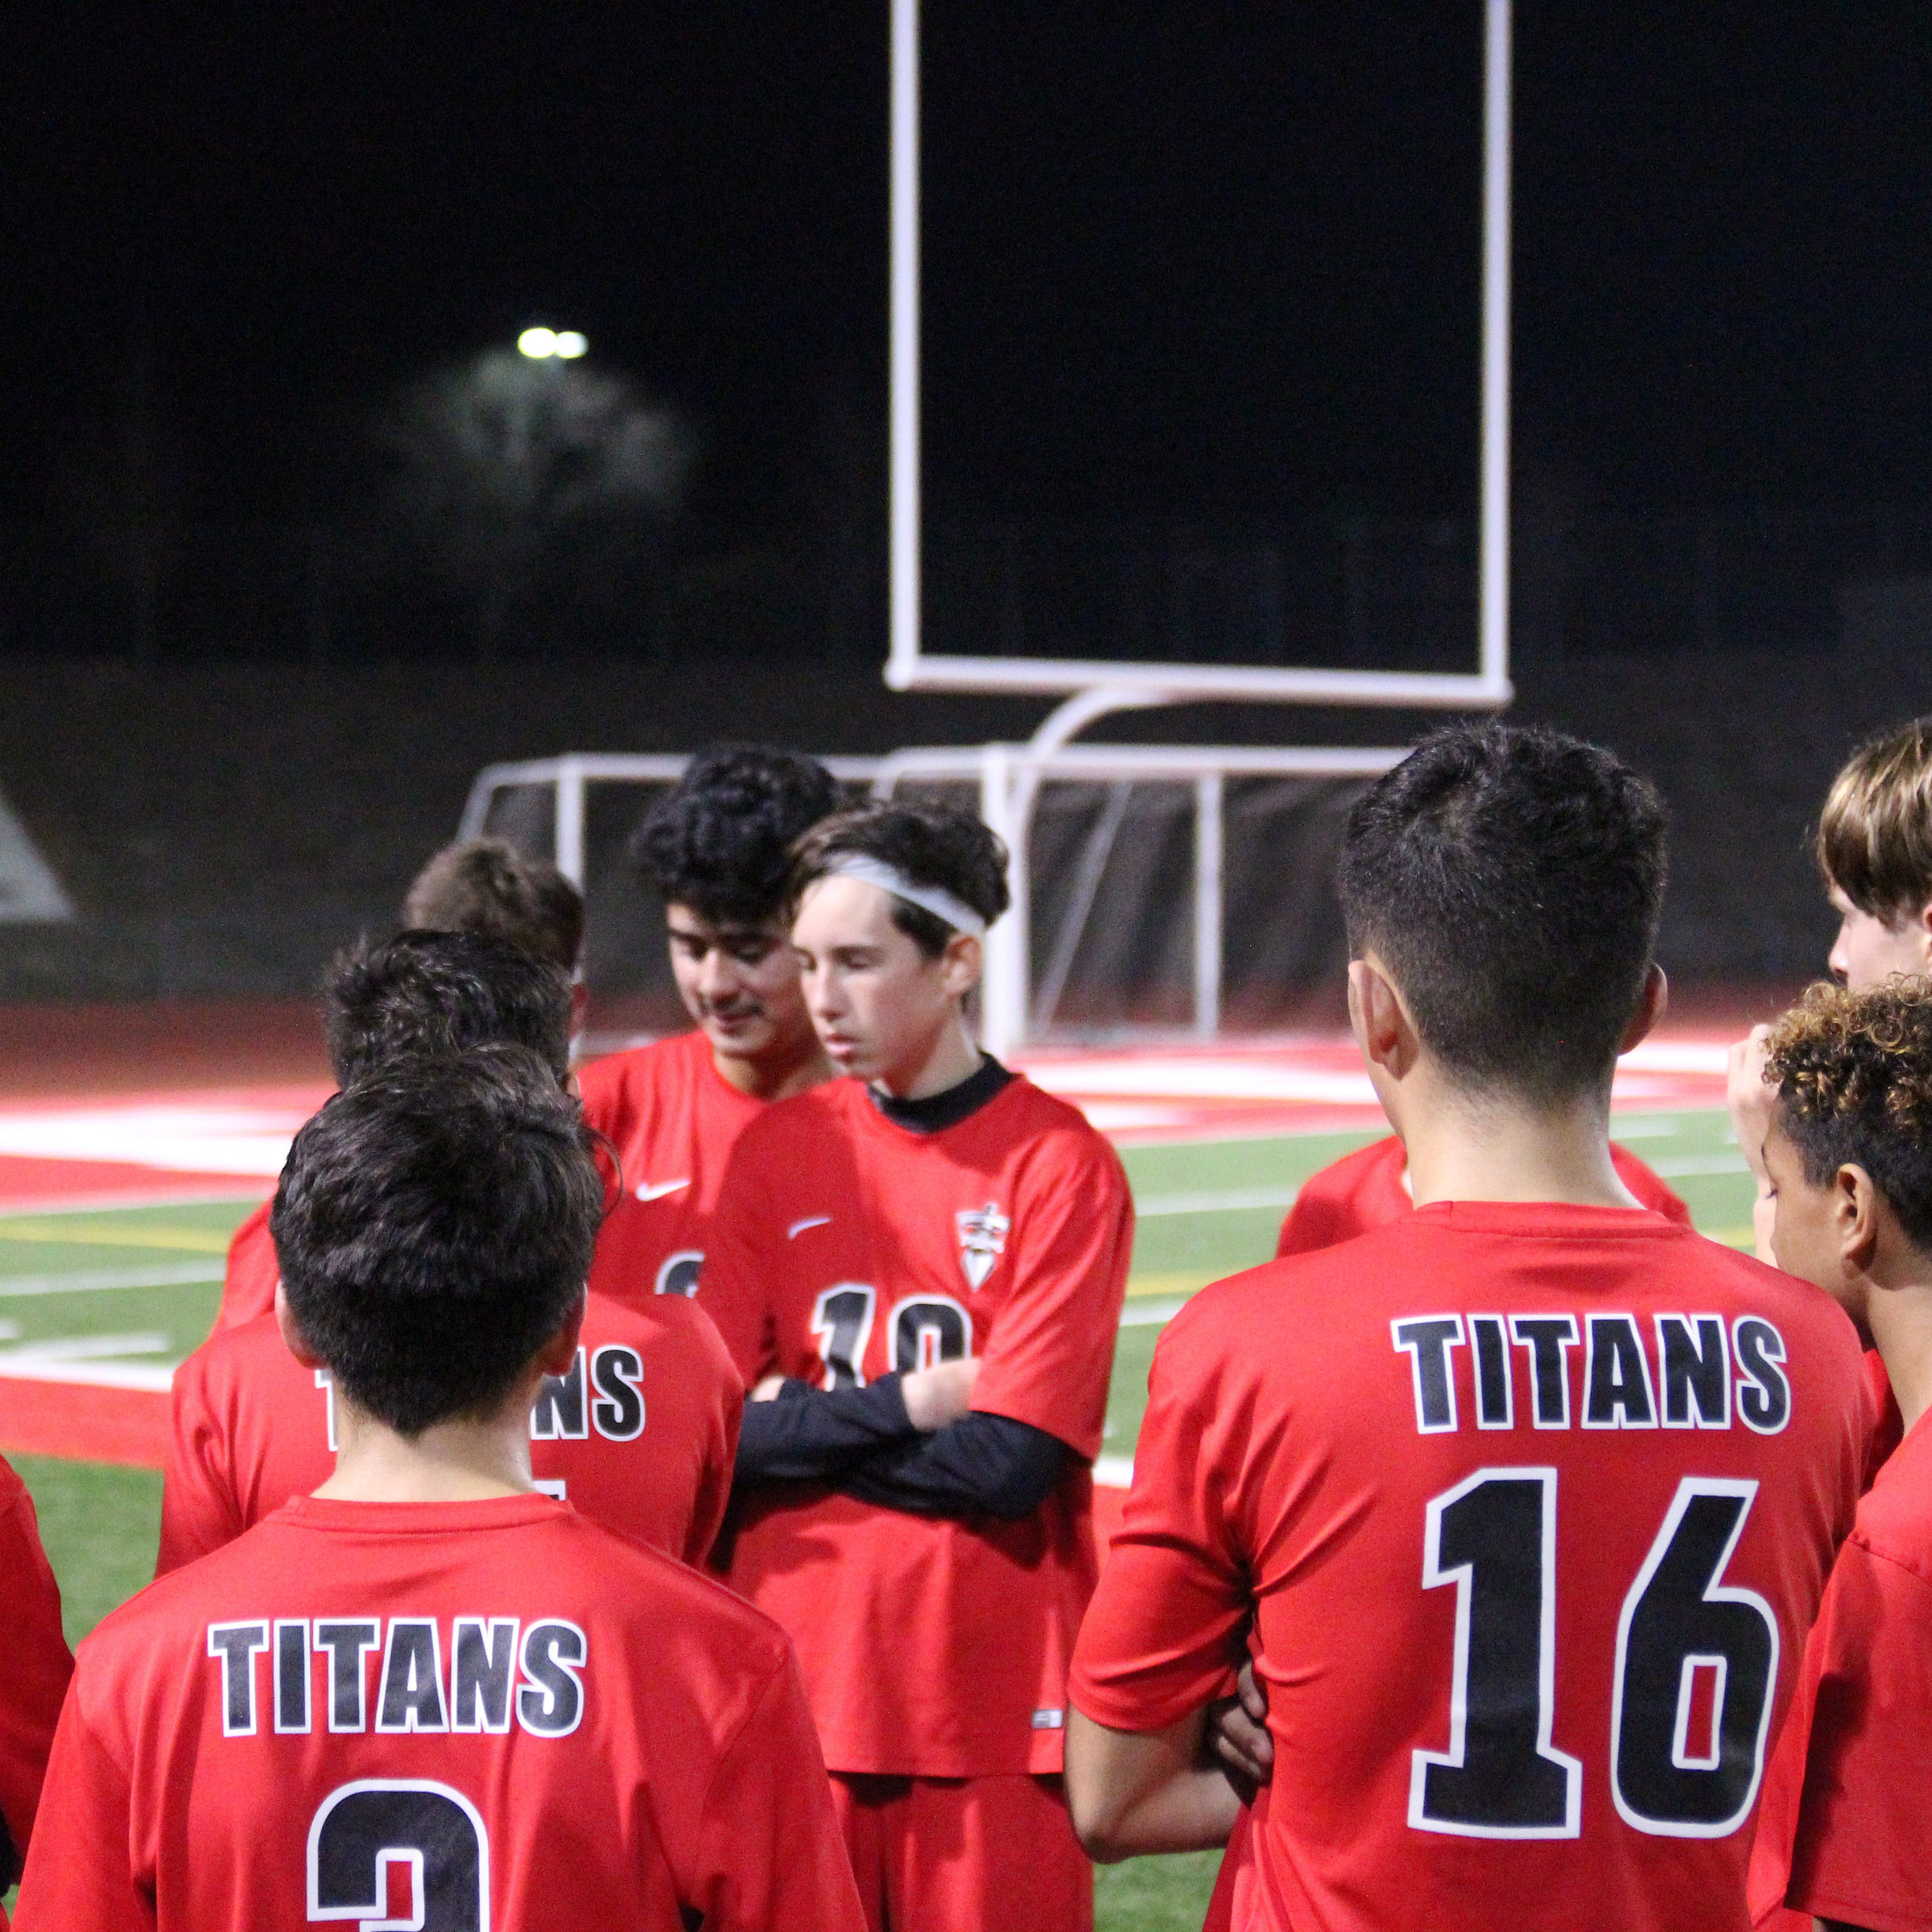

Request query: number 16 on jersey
[{"left": 1410, "top": 1469, "right": 1777, "bottom": 1841}]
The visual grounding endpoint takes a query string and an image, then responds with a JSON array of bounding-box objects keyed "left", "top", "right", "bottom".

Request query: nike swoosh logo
[
  {"left": 635, "top": 1178, "right": 691, "bottom": 1203},
  {"left": 786, "top": 1215, "right": 832, "bottom": 1239}
]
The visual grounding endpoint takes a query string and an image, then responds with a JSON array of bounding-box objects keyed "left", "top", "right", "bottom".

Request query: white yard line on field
[{"left": 0, "top": 1264, "right": 222, "bottom": 1297}]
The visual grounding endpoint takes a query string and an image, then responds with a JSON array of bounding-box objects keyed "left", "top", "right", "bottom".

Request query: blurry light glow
[
  {"left": 553, "top": 331, "right": 588, "bottom": 359},
  {"left": 518, "top": 328, "right": 559, "bottom": 359}
]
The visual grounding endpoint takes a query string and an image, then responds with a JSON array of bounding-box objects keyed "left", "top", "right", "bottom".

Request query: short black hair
[
  {"left": 324, "top": 930, "right": 572, "bottom": 1089},
  {"left": 402, "top": 838, "right": 584, "bottom": 972},
  {"left": 1766, "top": 978, "right": 1932, "bottom": 1252},
  {"left": 788, "top": 799, "right": 1010, "bottom": 958},
  {"left": 1337, "top": 721, "right": 1668, "bottom": 1102},
  {"left": 270, "top": 1046, "right": 601, "bottom": 1437},
  {"left": 632, "top": 744, "right": 842, "bottom": 927}
]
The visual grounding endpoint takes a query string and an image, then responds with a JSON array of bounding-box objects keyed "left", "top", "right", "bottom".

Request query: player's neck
[
  {"left": 316, "top": 1397, "right": 540, "bottom": 1505},
  {"left": 873, "top": 1013, "right": 981, "bottom": 1101},
  {"left": 712, "top": 1028, "right": 835, "bottom": 1102},
  {"left": 1397, "top": 1072, "right": 1639, "bottom": 1212},
  {"left": 1861, "top": 1250, "right": 1932, "bottom": 1434}
]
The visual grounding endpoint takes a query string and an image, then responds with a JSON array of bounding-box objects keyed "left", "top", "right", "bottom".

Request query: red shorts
[{"left": 829, "top": 1771, "right": 1092, "bottom": 1932}]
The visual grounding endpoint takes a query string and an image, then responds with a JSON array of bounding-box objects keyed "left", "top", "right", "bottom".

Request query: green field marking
[
  {"left": 11, "top": 1455, "right": 163, "bottom": 1645},
  {"left": 0, "top": 1199, "right": 258, "bottom": 1373}
]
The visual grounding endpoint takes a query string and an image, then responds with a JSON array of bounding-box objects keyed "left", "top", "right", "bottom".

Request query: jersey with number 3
[
  {"left": 12, "top": 1494, "right": 864, "bottom": 1932},
  {"left": 1071, "top": 1202, "right": 1867, "bottom": 1932},
  {"left": 700, "top": 1072, "right": 1133, "bottom": 1777},
  {"left": 157, "top": 1292, "right": 742, "bottom": 1575}
]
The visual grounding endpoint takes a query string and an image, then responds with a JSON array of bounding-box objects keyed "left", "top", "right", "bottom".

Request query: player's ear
[
  {"left": 939, "top": 929, "right": 982, "bottom": 1001},
  {"left": 1618, "top": 964, "right": 1669, "bottom": 1055},
  {"left": 1835, "top": 1163, "right": 1883, "bottom": 1273},
  {"left": 534, "top": 1290, "right": 588, "bottom": 1380},
  {"left": 273, "top": 1280, "right": 324, "bottom": 1369},
  {"left": 1348, "top": 955, "right": 1416, "bottom": 1078}
]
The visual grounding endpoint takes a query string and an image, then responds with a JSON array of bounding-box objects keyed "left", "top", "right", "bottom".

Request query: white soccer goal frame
[
  {"left": 459, "top": 742, "right": 1403, "bottom": 1057},
  {"left": 886, "top": 0, "right": 1516, "bottom": 711}
]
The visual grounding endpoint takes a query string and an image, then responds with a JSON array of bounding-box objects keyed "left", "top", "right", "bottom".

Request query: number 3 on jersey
[
  {"left": 308, "top": 1778, "right": 489, "bottom": 1929},
  {"left": 1411, "top": 1471, "right": 1777, "bottom": 1841}
]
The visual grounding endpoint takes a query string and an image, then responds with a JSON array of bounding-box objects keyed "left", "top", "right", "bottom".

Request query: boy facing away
[
  {"left": 160, "top": 931, "right": 741, "bottom": 1575},
  {"left": 1067, "top": 723, "right": 1868, "bottom": 1932},
  {"left": 16, "top": 1047, "right": 862, "bottom": 1931}
]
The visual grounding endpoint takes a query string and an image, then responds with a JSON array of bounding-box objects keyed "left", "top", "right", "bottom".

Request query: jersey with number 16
[{"left": 1072, "top": 1201, "right": 1868, "bottom": 1932}]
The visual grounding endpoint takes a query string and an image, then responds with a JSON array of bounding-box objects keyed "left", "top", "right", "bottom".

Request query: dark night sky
[{"left": 5, "top": 4, "right": 1932, "bottom": 539}]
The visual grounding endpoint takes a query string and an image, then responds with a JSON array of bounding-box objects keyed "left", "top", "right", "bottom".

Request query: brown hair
[
  {"left": 400, "top": 839, "right": 584, "bottom": 972},
  {"left": 1765, "top": 977, "right": 1932, "bottom": 1250},
  {"left": 1816, "top": 717, "right": 1932, "bottom": 923},
  {"left": 787, "top": 800, "right": 1009, "bottom": 959}
]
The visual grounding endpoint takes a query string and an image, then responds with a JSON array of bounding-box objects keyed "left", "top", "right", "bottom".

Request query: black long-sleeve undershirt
[{"left": 734, "top": 1378, "right": 1075, "bottom": 1521}]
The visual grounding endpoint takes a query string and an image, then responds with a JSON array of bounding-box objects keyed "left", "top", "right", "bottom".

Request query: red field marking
[{"left": 0, "top": 1376, "right": 169, "bottom": 1469}]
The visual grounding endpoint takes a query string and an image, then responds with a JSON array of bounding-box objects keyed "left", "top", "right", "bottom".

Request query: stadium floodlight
[
  {"left": 886, "top": 0, "right": 1515, "bottom": 712},
  {"left": 518, "top": 327, "right": 560, "bottom": 359},
  {"left": 553, "top": 331, "right": 589, "bottom": 359}
]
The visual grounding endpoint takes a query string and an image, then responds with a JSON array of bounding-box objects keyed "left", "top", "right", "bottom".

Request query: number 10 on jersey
[{"left": 1410, "top": 1469, "right": 1777, "bottom": 1841}]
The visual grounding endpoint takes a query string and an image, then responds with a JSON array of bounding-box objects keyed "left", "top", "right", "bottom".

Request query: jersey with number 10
[
  {"left": 1071, "top": 1202, "right": 1867, "bottom": 1932},
  {"left": 701, "top": 1071, "right": 1133, "bottom": 1778},
  {"left": 13, "top": 1495, "right": 863, "bottom": 1932}
]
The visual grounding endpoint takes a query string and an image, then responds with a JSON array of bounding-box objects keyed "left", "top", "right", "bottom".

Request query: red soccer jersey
[
  {"left": 1748, "top": 1406, "right": 1932, "bottom": 1932},
  {"left": 576, "top": 1030, "right": 769, "bottom": 1303},
  {"left": 12, "top": 1493, "right": 864, "bottom": 1932},
  {"left": 0, "top": 1455, "right": 72, "bottom": 1914},
  {"left": 158, "top": 1292, "right": 742, "bottom": 1575},
  {"left": 1277, "top": 1133, "right": 1691, "bottom": 1257},
  {"left": 700, "top": 1072, "right": 1133, "bottom": 1777},
  {"left": 1073, "top": 1202, "right": 1867, "bottom": 1932},
  {"left": 215, "top": 1199, "right": 279, "bottom": 1331}
]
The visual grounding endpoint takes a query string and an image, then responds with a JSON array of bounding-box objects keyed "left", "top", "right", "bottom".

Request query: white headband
[{"left": 816, "top": 855, "right": 989, "bottom": 937}]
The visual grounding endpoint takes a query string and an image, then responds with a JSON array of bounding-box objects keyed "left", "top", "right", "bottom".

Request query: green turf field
[{"left": 0, "top": 1108, "right": 1756, "bottom": 1929}]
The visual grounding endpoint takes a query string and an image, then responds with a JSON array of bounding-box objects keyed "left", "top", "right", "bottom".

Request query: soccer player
[
  {"left": 1067, "top": 723, "right": 1868, "bottom": 1932},
  {"left": 1730, "top": 717, "right": 1932, "bottom": 1261},
  {"left": 160, "top": 931, "right": 741, "bottom": 1574},
  {"left": 0, "top": 1454, "right": 72, "bottom": 1932},
  {"left": 1744, "top": 981, "right": 1932, "bottom": 1932},
  {"left": 700, "top": 799, "right": 1133, "bottom": 1932},
  {"left": 14, "top": 1048, "right": 863, "bottom": 1932},
  {"left": 216, "top": 835, "right": 585, "bottom": 1331},
  {"left": 576, "top": 744, "right": 842, "bottom": 1302}
]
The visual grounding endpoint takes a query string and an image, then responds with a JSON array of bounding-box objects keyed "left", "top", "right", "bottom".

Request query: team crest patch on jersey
[{"left": 956, "top": 1202, "right": 1009, "bottom": 1289}]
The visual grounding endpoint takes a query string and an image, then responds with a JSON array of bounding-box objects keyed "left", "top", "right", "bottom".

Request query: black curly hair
[
  {"left": 787, "top": 799, "right": 1010, "bottom": 958},
  {"left": 632, "top": 744, "right": 843, "bottom": 927},
  {"left": 1337, "top": 721, "right": 1669, "bottom": 1103}
]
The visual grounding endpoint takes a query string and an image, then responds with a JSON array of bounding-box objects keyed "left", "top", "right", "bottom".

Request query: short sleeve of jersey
[
  {"left": 968, "top": 1130, "right": 1133, "bottom": 1460},
  {"left": 155, "top": 1340, "right": 245, "bottom": 1578},
  {"left": 1069, "top": 1291, "right": 1250, "bottom": 1728},
  {"left": 10, "top": 1680, "right": 138, "bottom": 1931},
  {"left": 0, "top": 1462, "right": 73, "bottom": 1880},
  {"left": 696, "top": 1119, "right": 788, "bottom": 1383},
  {"left": 669, "top": 1298, "right": 745, "bottom": 1566},
  {"left": 214, "top": 1202, "right": 277, "bottom": 1332},
  {"left": 1781, "top": 1535, "right": 1932, "bottom": 1930},
  {"left": 689, "top": 1647, "right": 868, "bottom": 1930}
]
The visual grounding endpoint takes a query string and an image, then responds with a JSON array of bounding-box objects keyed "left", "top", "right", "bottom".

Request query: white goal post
[
  {"left": 460, "top": 742, "right": 1403, "bottom": 1058},
  {"left": 886, "top": 0, "right": 1515, "bottom": 712}
]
